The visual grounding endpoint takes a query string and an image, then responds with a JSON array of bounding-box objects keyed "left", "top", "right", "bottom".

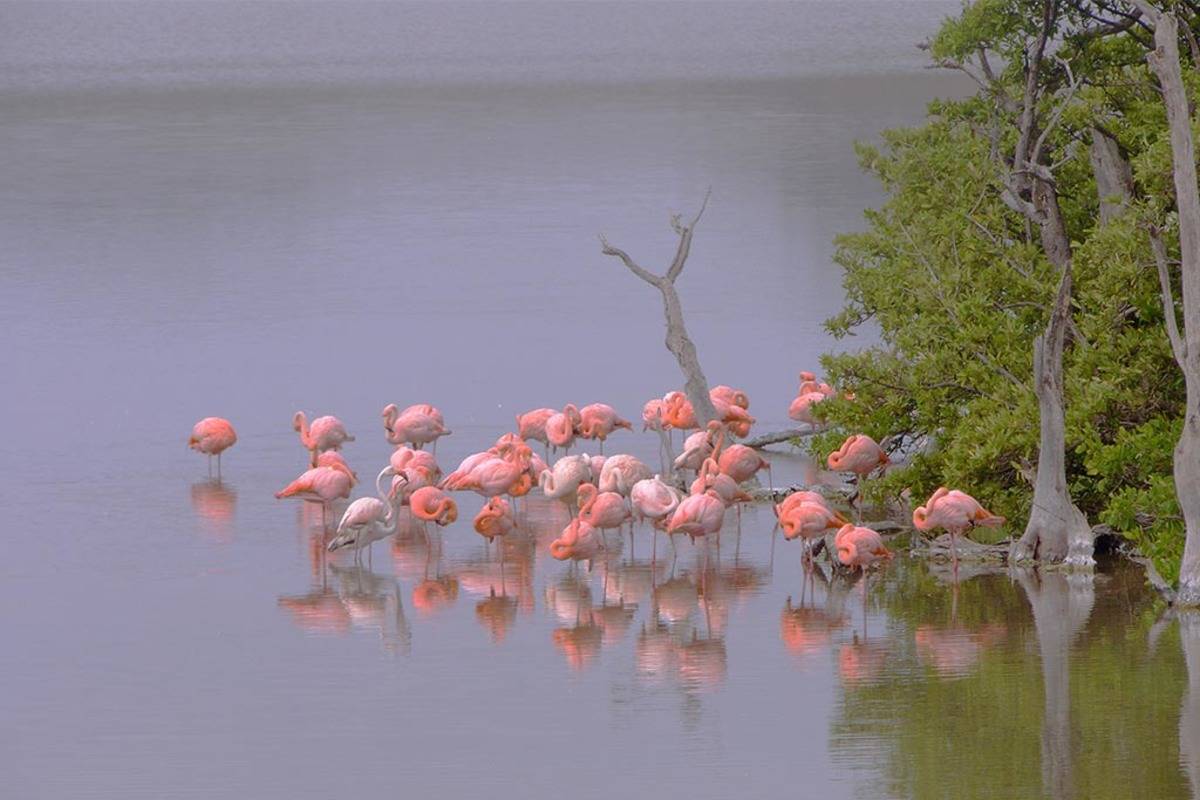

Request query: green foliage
[{"left": 819, "top": 0, "right": 1194, "bottom": 582}]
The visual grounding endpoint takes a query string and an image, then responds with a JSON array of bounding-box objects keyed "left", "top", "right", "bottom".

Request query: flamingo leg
[{"left": 951, "top": 530, "right": 959, "bottom": 577}]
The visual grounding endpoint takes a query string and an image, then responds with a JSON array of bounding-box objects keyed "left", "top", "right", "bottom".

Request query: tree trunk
[
  {"left": 1012, "top": 182, "right": 1094, "bottom": 566},
  {"left": 1134, "top": 5, "right": 1200, "bottom": 604},
  {"left": 1089, "top": 127, "right": 1134, "bottom": 224},
  {"left": 660, "top": 284, "right": 719, "bottom": 426},
  {"left": 1015, "top": 568, "right": 1095, "bottom": 800}
]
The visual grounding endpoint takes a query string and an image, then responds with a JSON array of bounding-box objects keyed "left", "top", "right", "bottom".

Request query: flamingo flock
[{"left": 191, "top": 372, "right": 1005, "bottom": 576}]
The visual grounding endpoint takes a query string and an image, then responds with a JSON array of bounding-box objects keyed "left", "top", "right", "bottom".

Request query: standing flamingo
[
  {"left": 826, "top": 434, "right": 889, "bottom": 520},
  {"left": 539, "top": 454, "right": 593, "bottom": 513},
  {"left": 778, "top": 498, "right": 848, "bottom": 564},
  {"left": 474, "top": 497, "right": 516, "bottom": 541},
  {"left": 189, "top": 417, "right": 237, "bottom": 476},
  {"left": 631, "top": 476, "right": 683, "bottom": 527},
  {"left": 577, "top": 403, "right": 633, "bottom": 454},
  {"left": 577, "top": 484, "right": 632, "bottom": 535},
  {"left": 516, "top": 408, "right": 557, "bottom": 455},
  {"left": 912, "top": 487, "right": 1005, "bottom": 571},
  {"left": 549, "top": 518, "right": 605, "bottom": 567},
  {"left": 834, "top": 524, "right": 892, "bottom": 572},
  {"left": 327, "top": 467, "right": 406, "bottom": 564},
  {"left": 710, "top": 385, "right": 750, "bottom": 410},
  {"left": 662, "top": 391, "right": 698, "bottom": 433},
  {"left": 382, "top": 403, "right": 451, "bottom": 453},
  {"left": 275, "top": 460, "right": 357, "bottom": 526},
  {"left": 598, "top": 454, "right": 652, "bottom": 497},
  {"left": 666, "top": 487, "right": 726, "bottom": 572},
  {"left": 293, "top": 411, "right": 354, "bottom": 467},
  {"left": 545, "top": 410, "right": 577, "bottom": 454},
  {"left": 718, "top": 443, "right": 772, "bottom": 490},
  {"left": 409, "top": 486, "right": 458, "bottom": 534},
  {"left": 788, "top": 391, "right": 828, "bottom": 425}
]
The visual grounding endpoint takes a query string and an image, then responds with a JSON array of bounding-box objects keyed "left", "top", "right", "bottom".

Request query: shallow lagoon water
[{"left": 2, "top": 2, "right": 1196, "bottom": 798}]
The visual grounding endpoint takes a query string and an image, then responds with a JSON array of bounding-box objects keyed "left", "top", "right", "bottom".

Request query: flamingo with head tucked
[
  {"left": 577, "top": 403, "right": 633, "bottom": 454},
  {"left": 598, "top": 454, "right": 652, "bottom": 497},
  {"left": 577, "top": 484, "right": 631, "bottom": 535},
  {"left": 276, "top": 460, "right": 357, "bottom": 525},
  {"left": 834, "top": 524, "right": 892, "bottom": 572},
  {"left": 293, "top": 411, "right": 354, "bottom": 467},
  {"left": 827, "top": 434, "right": 889, "bottom": 520},
  {"left": 474, "top": 497, "right": 516, "bottom": 541},
  {"left": 912, "top": 487, "right": 1005, "bottom": 571},
  {"left": 545, "top": 409, "right": 577, "bottom": 454},
  {"left": 550, "top": 518, "right": 605, "bottom": 567},
  {"left": 539, "top": 454, "right": 593, "bottom": 513},
  {"left": 409, "top": 486, "right": 458, "bottom": 533},
  {"left": 710, "top": 385, "right": 750, "bottom": 411},
  {"left": 667, "top": 486, "right": 726, "bottom": 571},
  {"left": 718, "top": 443, "right": 771, "bottom": 490},
  {"left": 189, "top": 417, "right": 237, "bottom": 476},
  {"left": 778, "top": 497, "right": 848, "bottom": 564},
  {"left": 662, "top": 391, "right": 698, "bottom": 433}
]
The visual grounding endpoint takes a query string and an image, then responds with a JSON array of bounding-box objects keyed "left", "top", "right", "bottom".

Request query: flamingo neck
[{"left": 296, "top": 413, "right": 312, "bottom": 448}]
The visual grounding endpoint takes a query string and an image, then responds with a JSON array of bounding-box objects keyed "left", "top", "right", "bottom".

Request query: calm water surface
[{"left": 2, "top": 2, "right": 1195, "bottom": 798}]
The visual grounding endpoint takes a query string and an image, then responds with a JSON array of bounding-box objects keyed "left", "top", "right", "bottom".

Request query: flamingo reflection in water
[
  {"left": 546, "top": 575, "right": 602, "bottom": 671},
  {"left": 277, "top": 564, "right": 410, "bottom": 654},
  {"left": 190, "top": 479, "right": 237, "bottom": 542}
]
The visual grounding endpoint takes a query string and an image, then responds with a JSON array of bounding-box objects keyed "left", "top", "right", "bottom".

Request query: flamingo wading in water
[
  {"left": 293, "top": 412, "right": 354, "bottom": 467},
  {"left": 189, "top": 417, "right": 236, "bottom": 476}
]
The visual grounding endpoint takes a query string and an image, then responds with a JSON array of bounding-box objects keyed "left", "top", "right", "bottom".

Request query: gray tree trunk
[
  {"left": 600, "top": 195, "right": 720, "bottom": 426},
  {"left": 1089, "top": 127, "right": 1135, "bottom": 224},
  {"left": 1011, "top": 183, "right": 1095, "bottom": 566},
  {"left": 1015, "top": 568, "right": 1095, "bottom": 799},
  {"left": 1130, "top": 4, "right": 1200, "bottom": 604}
]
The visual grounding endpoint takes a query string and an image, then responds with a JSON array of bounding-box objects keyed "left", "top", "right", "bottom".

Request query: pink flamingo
[
  {"left": 587, "top": 454, "right": 607, "bottom": 484},
  {"left": 327, "top": 466, "right": 404, "bottom": 564},
  {"left": 642, "top": 399, "right": 669, "bottom": 431},
  {"left": 189, "top": 417, "right": 237, "bottom": 476},
  {"left": 912, "top": 487, "right": 1005, "bottom": 570},
  {"left": 545, "top": 410, "right": 577, "bottom": 454},
  {"left": 516, "top": 408, "right": 557, "bottom": 453},
  {"left": 409, "top": 486, "right": 458, "bottom": 532},
  {"left": 710, "top": 385, "right": 750, "bottom": 410},
  {"left": 315, "top": 451, "right": 357, "bottom": 481},
  {"left": 718, "top": 443, "right": 772, "bottom": 490},
  {"left": 630, "top": 475, "right": 683, "bottom": 529},
  {"left": 577, "top": 403, "right": 633, "bottom": 454},
  {"left": 798, "top": 371, "right": 835, "bottom": 397},
  {"left": 667, "top": 487, "right": 726, "bottom": 571},
  {"left": 275, "top": 460, "right": 357, "bottom": 525},
  {"left": 577, "top": 484, "right": 631, "bottom": 535},
  {"left": 774, "top": 490, "right": 830, "bottom": 519},
  {"left": 673, "top": 421, "right": 722, "bottom": 474},
  {"left": 550, "top": 518, "right": 605, "bottom": 566},
  {"left": 691, "top": 458, "right": 754, "bottom": 507},
  {"left": 662, "top": 391, "right": 698, "bottom": 432},
  {"left": 598, "top": 454, "right": 652, "bottom": 497},
  {"left": 293, "top": 411, "right": 354, "bottom": 467},
  {"left": 381, "top": 403, "right": 451, "bottom": 453},
  {"left": 778, "top": 499, "right": 848, "bottom": 564},
  {"left": 387, "top": 447, "right": 441, "bottom": 481},
  {"left": 474, "top": 497, "right": 516, "bottom": 541},
  {"left": 441, "top": 450, "right": 524, "bottom": 499},
  {"left": 834, "top": 524, "right": 893, "bottom": 572},
  {"left": 390, "top": 465, "right": 435, "bottom": 506},
  {"left": 826, "top": 434, "right": 889, "bottom": 519},
  {"left": 788, "top": 391, "right": 827, "bottom": 425}
]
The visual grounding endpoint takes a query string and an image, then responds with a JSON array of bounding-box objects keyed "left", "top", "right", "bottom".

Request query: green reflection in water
[{"left": 827, "top": 558, "right": 1191, "bottom": 799}]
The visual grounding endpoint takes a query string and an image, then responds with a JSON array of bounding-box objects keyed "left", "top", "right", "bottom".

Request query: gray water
[{"left": 6, "top": 2, "right": 1194, "bottom": 799}]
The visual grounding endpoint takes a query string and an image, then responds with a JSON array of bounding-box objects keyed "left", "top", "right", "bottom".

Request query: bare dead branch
[
  {"left": 599, "top": 234, "right": 662, "bottom": 287},
  {"left": 666, "top": 188, "right": 711, "bottom": 283}
]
